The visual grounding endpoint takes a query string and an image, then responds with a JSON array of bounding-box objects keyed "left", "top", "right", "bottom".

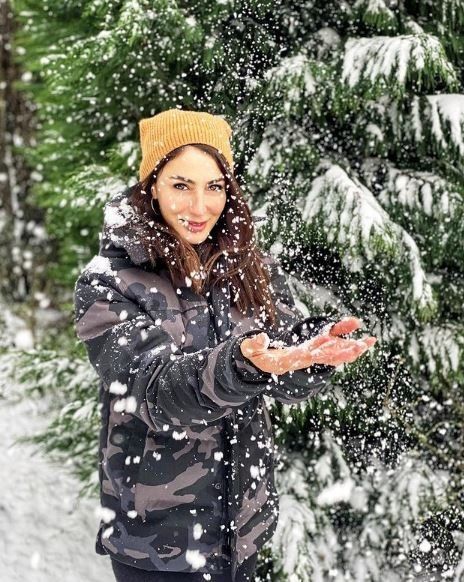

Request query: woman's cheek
[{"left": 215, "top": 196, "right": 227, "bottom": 215}]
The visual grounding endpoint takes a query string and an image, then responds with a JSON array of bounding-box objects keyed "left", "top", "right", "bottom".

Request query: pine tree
[{"left": 10, "top": 1, "right": 464, "bottom": 579}]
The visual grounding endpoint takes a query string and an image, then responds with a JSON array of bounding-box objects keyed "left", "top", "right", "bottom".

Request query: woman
[{"left": 73, "top": 109, "right": 376, "bottom": 582}]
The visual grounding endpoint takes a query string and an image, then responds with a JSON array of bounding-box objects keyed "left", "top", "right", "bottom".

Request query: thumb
[
  {"left": 241, "top": 332, "right": 270, "bottom": 357},
  {"left": 251, "top": 332, "right": 270, "bottom": 350}
]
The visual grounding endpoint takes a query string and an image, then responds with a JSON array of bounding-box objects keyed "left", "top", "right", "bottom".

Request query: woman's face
[{"left": 151, "top": 146, "right": 227, "bottom": 245}]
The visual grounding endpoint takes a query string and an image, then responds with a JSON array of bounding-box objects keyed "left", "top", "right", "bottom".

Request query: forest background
[{"left": 1, "top": 1, "right": 463, "bottom": 580}]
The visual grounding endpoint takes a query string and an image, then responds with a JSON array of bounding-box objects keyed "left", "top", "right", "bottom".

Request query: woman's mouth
[{"left": 178, "top": 217, "right": 208, "bottom": 233}]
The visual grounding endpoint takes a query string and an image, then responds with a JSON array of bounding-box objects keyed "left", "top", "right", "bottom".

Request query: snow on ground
[{"left": 0, "top": 385, "right": 114, "bottom": 582}]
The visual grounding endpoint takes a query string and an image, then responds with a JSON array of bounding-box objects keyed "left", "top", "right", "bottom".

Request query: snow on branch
[
  {"left": 400, "top": 318, "right": 463, "bottom": 377},
  {"left": 261, "top": 54, "right": 326, "bottom": 115},
  {"left": 427, "top": 0, "right": 464, "bottom": 29},
  {"left": 301, "top": 164, "right": 396, "bottom": 261},
  {"left": 264, "top": 54, "right": 317, "bottom": 96},
  {"left": 272, "top": 453, "right": 337, "bottom": 581},
  {"left": 411, "top": 94, "right": 464, "bottom": 157},
  {"left": 342, "top": 34, "right": 457, "bottom": 89},
  {"left": 65, "top": 165, "right": 129, "bottom": 211},
  {"left": 400, "top": 230, "right": 436, "bottom": 310},
  {"left": 381, "top": 168, "right": 461, "bottom": 218},
  {"left": 363, "top": 93, "right": 464, "bottom": 160},
  {"left": 62, "top": 0, "right": 196, "bottom": 71},
  {"left": 272, "top": 430, "right": 448, "bottom": 579},
  {"left": 116, "top": 0, "right": 199, "bottom": 41},
  {"left": 3, "top": 344, "right": 102, "bottom": 496},
  {"left": 247, "top": 118, "right": 314, "bottom": 183},
  {"left": 361, "top": 160, "right": 462, "bottom": 219},
  {"left": 387, "top": 314, "right": 463, "bottom": 378},
  {"left": 301, "top": 164, "right": 436, "bottom": 314},
  {"left": 352, "top": 0, "right": 398, "bottom": 30}
]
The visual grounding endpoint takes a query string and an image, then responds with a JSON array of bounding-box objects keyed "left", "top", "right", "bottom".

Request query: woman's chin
[
  {"left": 169, "top": 220, "right": 215, "bottom": 245},
  {"left": 190, "top": 234, "right": 210, "bottom": 245},
  {"left": 181, "top": 229, "right": 211, "bottom": 245}
]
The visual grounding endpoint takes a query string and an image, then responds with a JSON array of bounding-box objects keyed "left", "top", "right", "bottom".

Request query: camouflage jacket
[{"left": 73, "top": 187, "right": 337, "bottom": 581}]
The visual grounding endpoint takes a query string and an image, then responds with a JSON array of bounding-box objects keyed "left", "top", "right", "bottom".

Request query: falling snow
[{"left": 2, "top": 2, "right": 464, "bottom": 581}]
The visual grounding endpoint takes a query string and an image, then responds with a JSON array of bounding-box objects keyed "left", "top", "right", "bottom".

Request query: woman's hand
[{"left": 239, "top": 316, "right": 377, "bottom": 375}]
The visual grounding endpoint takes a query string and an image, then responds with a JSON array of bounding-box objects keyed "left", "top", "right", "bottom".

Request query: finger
[
  {"left": 266, "top": 342, "right": 319, "bottom": 373},
  {"left": 337, "top": 343, "right": 374, "bottom": 363},
  {"left": 323, "top": 336, "right": 371, "bottom": 351},
  {"left": 355, "top": 336, "right": 377, "bottom": 349},
  {"left": 309, "top": 342, "right": 365, "bottom": 366},
  {"left": 318, "top": 337, "right": 360, "bottom": 350},
  {"left": 330, "top": 316, "right": 363, "bottom": 337},
  {"left": 299, "top": 338, "right": 358, "bottom": 363},
  {"left": 293, "top": 337, "right": 364, "bottom": 370},
  {"left": 254, "top": 332, "right": 270, "bottom": 350}
]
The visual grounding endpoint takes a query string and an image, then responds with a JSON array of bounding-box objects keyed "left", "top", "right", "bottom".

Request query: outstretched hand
[{"left": 239, "top": 316, "right": 377, "bottom": 375}]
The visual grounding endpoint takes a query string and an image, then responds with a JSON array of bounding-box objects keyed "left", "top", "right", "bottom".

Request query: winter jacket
[{"left": 73, "top": 187, "right": 337, "bottom": 581}]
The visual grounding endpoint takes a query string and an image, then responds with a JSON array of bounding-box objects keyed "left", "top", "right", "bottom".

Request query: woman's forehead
[{"left": 163, "top": 147, "right": 223, "bottom": 173}]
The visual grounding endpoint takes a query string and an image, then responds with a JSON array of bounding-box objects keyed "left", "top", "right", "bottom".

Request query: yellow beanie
[{"left": 138, "top": 109, "right": 234, "bottom": 182}]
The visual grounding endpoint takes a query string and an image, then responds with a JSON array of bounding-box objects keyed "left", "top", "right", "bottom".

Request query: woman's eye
[{"left": 173, "top": 183, "right": 223, "bottom": 191}]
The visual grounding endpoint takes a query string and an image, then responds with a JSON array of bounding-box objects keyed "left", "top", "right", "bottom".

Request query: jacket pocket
[
  {"left": 109, "top": 425, "right": 145, "bottom": 513},
  {"left": 133, "top": 430, "right": 171, "bottom": 521}
]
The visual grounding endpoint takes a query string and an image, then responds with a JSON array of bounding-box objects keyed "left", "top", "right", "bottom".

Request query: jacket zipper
[
  {"left": 207, "top": 283, "right": 234, "bottom": 565},
  {"left": 223, "top": 414, "right": 232, "bottom": 561}
]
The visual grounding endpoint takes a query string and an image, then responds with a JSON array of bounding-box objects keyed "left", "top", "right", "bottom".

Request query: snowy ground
[{"left": 0, "top": 386, "right": 114, "bottom": 582}]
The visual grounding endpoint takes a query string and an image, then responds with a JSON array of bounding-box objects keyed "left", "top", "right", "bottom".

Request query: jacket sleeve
[
  {"left": 245, "top": 255, "right": 338, "bottom": 404},
  {"left": 73, "top": 265, "right": 276, "bottom": 431}
]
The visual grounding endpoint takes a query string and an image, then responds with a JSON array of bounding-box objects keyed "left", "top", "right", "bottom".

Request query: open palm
[{"left": 240, "top": 316, "right": 377, "bottom": 375}]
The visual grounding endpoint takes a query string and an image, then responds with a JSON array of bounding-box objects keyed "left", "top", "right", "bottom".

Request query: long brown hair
[{"left": 128, "top": 143, "right": 277, "bottom": 326}]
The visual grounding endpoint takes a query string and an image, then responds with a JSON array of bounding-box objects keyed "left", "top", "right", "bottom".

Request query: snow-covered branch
[
  {"left": 300, "top": 164, "right": 436, "bottom": 315},
  {"left": 342, "top": 34, "right": 457, "bottom": 89}
]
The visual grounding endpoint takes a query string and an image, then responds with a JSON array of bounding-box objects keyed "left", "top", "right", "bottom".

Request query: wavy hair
[{"left": 128, "top": 143, "right": 276, "bottom": 326}]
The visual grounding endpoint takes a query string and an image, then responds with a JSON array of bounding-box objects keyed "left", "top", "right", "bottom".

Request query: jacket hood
[
  {"left": 99, "top": 186, "right": 152, "bottom": 265},
  {"left": 98, "top": 186, "right": 267, "bottom": 267}
]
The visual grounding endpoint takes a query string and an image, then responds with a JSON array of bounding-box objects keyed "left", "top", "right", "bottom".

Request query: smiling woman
[
  {"left": 74, "top": 108, "right": 375, "bottom": 582},
  {"left": 128, "top": 127, "right": 278, "bottom": 326}
]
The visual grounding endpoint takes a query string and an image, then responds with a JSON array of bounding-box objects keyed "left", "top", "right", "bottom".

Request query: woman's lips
[
  {"left": 177, "top": 217, "right": 208, "bottom": 233},
  {"left": 186, "top": 220, "right": 207, "bottom": 233}
]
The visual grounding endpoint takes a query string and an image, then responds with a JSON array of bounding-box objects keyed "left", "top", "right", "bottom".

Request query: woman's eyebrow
[{"left": 168, "top": 175, "right": 225, "bottom": 185}]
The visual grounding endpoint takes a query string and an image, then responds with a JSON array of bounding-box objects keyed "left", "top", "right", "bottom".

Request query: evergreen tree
[
  {"left": 9, "top": 0, "right": 464, "bottom": 579},
  {"left": 0, "top": 0, "right": 50, "bottom": 336}
]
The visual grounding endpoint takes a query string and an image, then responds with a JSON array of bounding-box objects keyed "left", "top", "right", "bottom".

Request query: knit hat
[{"left": 138, "top": 109, "right": 234, "bottom": 182}]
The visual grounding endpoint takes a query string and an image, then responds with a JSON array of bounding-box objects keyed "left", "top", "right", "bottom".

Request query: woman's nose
[{"left": 189, "top": 193, "right": 207, "bottom": 216}]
